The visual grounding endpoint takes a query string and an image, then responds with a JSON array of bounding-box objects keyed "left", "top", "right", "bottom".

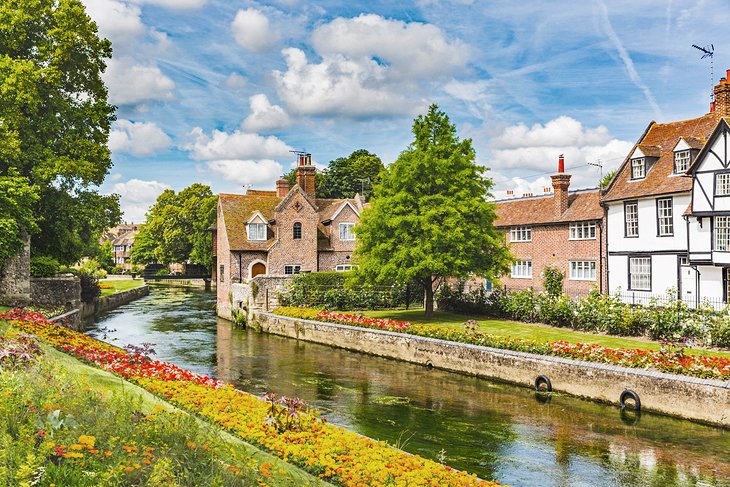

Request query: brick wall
[
  {"left": 500, "top": 221, "right": 607, "bottom": 295},
  {"left": 268, "top": 192, "right": 319, "bottom": 274}
]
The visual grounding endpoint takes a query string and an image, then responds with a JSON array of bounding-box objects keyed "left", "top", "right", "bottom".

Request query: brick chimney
[
  {"left": 713, "top": 70, "right": 730, "bottom": 116},
  {"left": 276, "top": 177, "right": 290, "bottom": 197},
  {"left": 296, "top": 152, "right": 316, "bottom": 196},
  {"left": 551, "top": 154, "right": 571, "bottom": 216}
]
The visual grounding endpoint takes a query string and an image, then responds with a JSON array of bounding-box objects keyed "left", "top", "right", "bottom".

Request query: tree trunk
[{"left": 424, "top": 281, "right": 434, "bottom": 318}]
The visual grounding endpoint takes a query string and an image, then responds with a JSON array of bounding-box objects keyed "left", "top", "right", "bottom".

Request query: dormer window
[
  {"left": 631, "top": 158, "right": 646, "bottom": 179},
  {"left": 247, "top": 223, "right": 266, "bottom": 241},
  {"left": 674, "top": 150, "right": 690, "bottom": 173}
]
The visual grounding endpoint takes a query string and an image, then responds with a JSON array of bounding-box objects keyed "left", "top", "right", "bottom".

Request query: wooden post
[{"left": 265, "top": 288, "right": 269, "bottom": 311}]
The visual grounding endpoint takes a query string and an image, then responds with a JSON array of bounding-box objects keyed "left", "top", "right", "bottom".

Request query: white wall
[
  {"left": 698, "top": 265, "right": 724, "bottom": 302},
  {"left": 688, "top": 217, "right": 711, "bottom": 254},
  {"left": 606, "top": 194, "right": 689, "bottom": 253},
  {"left": 607, "top": 254, "right": 628, "bottom": 293}
]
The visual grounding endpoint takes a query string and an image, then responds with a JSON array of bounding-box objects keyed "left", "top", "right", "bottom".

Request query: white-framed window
[
  {"left": 631, "top": 158, "right": 646, "bottom": 179},
  {"left": 569, "top": 221, "right": 596, "bottom": 240},
  {"left": 510, "top": 226, "right": 532, "bottom": 242},
  {"left": 247, "top": 222, "right": 267, "bottom": 241},
  {"left": 511, "top": 260, "right": 532, "bottom": 278},
  {"left": 624, "top": 201, "right": 639, "bottom": 237},
  {"left": 674, "top": 150, "right": 690, "bottom": 173},
  {"left": 717, "top": 173, "right": 730, "bottom": 196},
  {"left": 715, "top": 216, "right": 730, "bottom": 251},
  {"left": 629, "top": 257, "right": 651, "bottom": 291},
  {"left": 335, "top": 264, "right": 354, "bottom": 272},
  {"left": 284, "top": 265, "right": 301, "bottom": 275},
  {"left": 115, "top": 245, "right": 125, "bottom": 252},
  {"left": 656, "top": 197, "right": 673, "bottom": 236},
  {"left": 339, "top": 223, "right": 355, "bottom": 241},
  {"left": 569, "top": 261, "right": 596, "bottom": 280},
  {"left": 679, "top": 256, "right": 689, "bottom": 266}
]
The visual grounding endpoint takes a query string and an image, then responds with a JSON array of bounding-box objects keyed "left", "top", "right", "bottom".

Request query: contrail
[{"left": 597, "top": 0, "right": 663, "bottom": 120}]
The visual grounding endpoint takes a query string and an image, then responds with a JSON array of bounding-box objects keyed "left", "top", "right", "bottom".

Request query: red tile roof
[
  {"left": 494, "top": 189, "right": 603, "bottom": 227},
  {"left": 602, "top": 113, "right": 721, "bottom": 202}
]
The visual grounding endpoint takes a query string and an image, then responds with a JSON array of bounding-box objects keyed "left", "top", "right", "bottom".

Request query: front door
[
  {"left": 679, "top": 257, "right": 697, "bottom": 306},
  {"left": 251, "top": 262, "right": 266, "bottom": 278}
]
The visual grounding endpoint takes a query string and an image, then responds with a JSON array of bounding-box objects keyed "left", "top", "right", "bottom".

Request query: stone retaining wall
[
  {"left": 80, "top": 285, "right": 150, "bottom": 319},
  {"left": 255, "top": 312, "right": 730, "bottom": 428},
  {"left": 31, "top": 275, "right": 81, "bottom": 309}
]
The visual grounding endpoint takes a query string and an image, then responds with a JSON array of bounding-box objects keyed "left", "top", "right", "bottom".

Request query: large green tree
[
  {"left": 355, "top": 105, "right": 510, "bottom": 317},
  {"left": 131, "top": 184, "right": 217, "bottom": 270},
  {"left": 0, "top": 0, "right": 120, "bottom": 264},
  {"left": 0, "top": 176, "right": 38, "bottom": 268},
  {"left": 284, "top": 149, "right": 385, "bottom": 199}
]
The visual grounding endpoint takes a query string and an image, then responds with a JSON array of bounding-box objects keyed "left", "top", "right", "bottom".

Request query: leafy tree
[
  {"left": 355, "top": 105, "right": 510, "bottom": 317},
  {"left": 598, "top": 169, "right": 617, "bottom": 189},
  {"left": 0, "top": 0, "right": 120, "bottom": 264},
  {"left": 131, "top": 184, "right": 217, "bottom": 270},
  {"left": 283, "top": 149, "right": 385, "bottom": 199},
  {"left": 0, "top": 176, "right": 39, "bottom": 268}
]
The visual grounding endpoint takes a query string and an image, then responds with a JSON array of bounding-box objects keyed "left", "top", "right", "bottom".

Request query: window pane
[
  {"left": 675, "top": 150, "right": 690, "bottom": 173},
  {"left": 657, "top": 198, "right": 673, "bottom": 236},
  {"left": 625, "top": 202, "right": 638, "bottom": 237},
  {"left": 631, "top": 159, "right": 645, "bottom": 179},
  {"left": 293, "top": 223, "right": 302, "bottom": 240},
  {"left": 716, "top": 216, "right": 730, "bottom": 251},
  {"left": 717, "top": 174, "right": 730, "bottom": 196},
  {"left": 629, "top": 257, "right": 651, "bottom": 290}
]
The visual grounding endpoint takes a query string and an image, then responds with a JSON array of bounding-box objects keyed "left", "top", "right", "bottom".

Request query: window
[
  {"left": 656, "top": 197, "right": 673, "bottom": 236},
  {"left": 717, "top": 173, "right": 730, "bottom": 196},
  {"left": 674, "top": 150, "right": 690, "bottom": 173},
  {"left": 631, "top": 158, "right": 646, "bottom": 179},
  {"left": 219, "top": 264, "right": 224, "bottom": 283},
  {"left": 284, "top": 265, "right": 301, "bottom": 275},
  {"left": 570, "top": 261, "right": 596, "bottom": 280},
  {"left": 293, "top": 222, "right": 302, "bottom": 240},
  {"left": 511, "top": 260, "right": 532, "bottom": 278},
  {"left": 679, "top": 256, "right": 689, "bottom": 266},
  {"left": 716, "top": 216, "right": 730, "bottom": 251},
  {"left": 247, "top": 223, "right": 266, "bottom": 241},
  {"left": 569, "top": 222, "right": 596, "bottom": 240},
  {"left": 339, "top": 223, "right": 355, "bottom": 241},
  {"left": 510, "top": 226, "right": 532, "bottom": 242},
  {"left": 629, "top": 257, "right": 651, "bottom": 290},
  {"left": 624, "top": 201, "right": 638, "bottom": 237},
  {"left": 335, "top": 264, "right": 354, "bottom": 272}
]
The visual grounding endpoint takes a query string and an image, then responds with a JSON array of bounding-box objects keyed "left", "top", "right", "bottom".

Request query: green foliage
[
  {"left": 598, "top": 169, "right": 617, "bottom": 189},
  {"left": 78, "top": 271, "right": 100, "bottom": 303},
  {"left": 542, "top": 266, "right": 563, "bottom": 297},
  {"left": 131, "top": 184, "right": 217, "bottom": 270},
  {"left": 0, "top": 176, "right": 38, "bottom": 269},
  {"left": 29, "top": 256, "right": 60, "bottom": 277},
  {"left": 355, "top": 105, "right": 510, "bottom": 316},
  {"left": 93, "top": 240, "right": 115, "bottom": 272},
  {"left": 0, "top": 0, "right": 121, "bottom": 264}
]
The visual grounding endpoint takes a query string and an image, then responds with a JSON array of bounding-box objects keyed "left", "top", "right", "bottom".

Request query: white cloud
[
  {"left": 231, "top": 8, "right": 280, "bottom": 52},
  {"left": 131, "top": 0, "right": 207, "bottom": 9},
  {"left": 104, "top": 57, "right": 175, "bottom": 105},
  {"left": 274, "top": 14, "right": 469, "bottom": 117},
  {"left": 221, "top": 73, "right": 247, "bottom": 91},
  {"left": 84, "top": 0, "right": 145, "bottom": 44},
  {"left": 109, "top": 120, "right": 172, "bottom": 156},
  {"left": 207, "top": 159, "right": 284, "bottom": 185},
  {"left": 111, "top": 179, "right": 172, "bottom": 223},
  {"left": 492, "top": 116, "right": 612, "bottom": 150},
  {"left": 183, "top": 128, "right": 292, "bottom": 161},
  {"left": 242, "top": 94, "right": 291, "bottom": 132}
]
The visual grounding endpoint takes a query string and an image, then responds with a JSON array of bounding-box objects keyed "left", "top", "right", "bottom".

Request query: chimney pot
[
  {"left": 726, "top": 69, "right": 730, "bottom": 80},
  {"left": 558, "top": 154, "right": 565, "bottom": 173}
]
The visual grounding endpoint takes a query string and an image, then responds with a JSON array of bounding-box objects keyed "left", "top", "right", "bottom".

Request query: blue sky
[{"left": 84, "top": 0, "right": 730, "bottom": 222}]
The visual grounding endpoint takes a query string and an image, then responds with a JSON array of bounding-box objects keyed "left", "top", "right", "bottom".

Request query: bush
[
  {"left": 110, "top": 266, "right": 125, "bottom": 275},
  {"left": 30, "top": 256, "right": 60, "bottom": 277},
  {"left": 537, "top": 293, "right": 575, "bottom": 327},
  {"left": 79, "top": 271, "right": 101, "bottom": 303},
  {"left": 710, "top": 319, "right": 730, "bottom": 348},
  {"left": 155, "top": 268, "right": 170, "bottom": 276},
  {"left": 542, "top": 266, "right": 563, "bottom": 297},
  {"left": 501, "top": 289, "right": 541, "bottom": 322}
]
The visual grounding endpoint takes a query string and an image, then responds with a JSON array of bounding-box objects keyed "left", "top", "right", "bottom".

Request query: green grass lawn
[
  {"left": 363, "top": 308, "right": 730, "bottom": 358},
  {"left": 99, "top": 278, "right": 145, "bottom": 296}
]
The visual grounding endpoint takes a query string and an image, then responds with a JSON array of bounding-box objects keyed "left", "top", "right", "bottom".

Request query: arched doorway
[{"left": 251, "top": 262, "right": 266, "bottom": 278}]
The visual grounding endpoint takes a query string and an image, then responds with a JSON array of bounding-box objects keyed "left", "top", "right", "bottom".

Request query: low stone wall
[
  {"left": 255, "top": 312, "right": 730, "bottom": 428},
  {"left": 0, "top": 232, "right": 30, "bottom": 305},
  {"left": 31, "top": 275, "right": 81, "bottom": 309},
  {"left": 80, "top": 285, "right": 150, "bottom": 319}
]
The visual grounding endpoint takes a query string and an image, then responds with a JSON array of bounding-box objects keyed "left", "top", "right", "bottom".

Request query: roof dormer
[
  {"left": 246, "top": 212, "right": 268, "bottom": 241},
  {"left": 629, "top": 145, "right": 659, "bottom": 180},
  {"left": 672, "top": 137, "right": 701, "bottom": 174}
]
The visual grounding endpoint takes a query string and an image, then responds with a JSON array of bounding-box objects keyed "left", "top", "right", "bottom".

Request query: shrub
[
  {"left": 155, "top": 268, "right": 170, "bottom": 276},
  {"left": 542, "top": 266, "right": 563, "bottom": 297},
  {"left": 30, "top": 256, "right": 60, "bottom": 277},
  {"left": 110, "top": 266, "right": 125, "bottom": 275},
  {"left": 501, "top": 289, "right": 541, "bottom": 322},
  {"left": 647, "top": 294, "right": 692, "bottom": 341},
  {"left": 710, "top": 319, "right": 730, "bottom": 348},
  {"left": 537, "top": 293, "right": 575, "bottom": 327},
  {"left": 79, "top": 271, "right": 101, "bottom": 303}
]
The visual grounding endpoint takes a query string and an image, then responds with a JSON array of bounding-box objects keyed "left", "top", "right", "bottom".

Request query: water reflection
[{"left": 87, "top": 286, "right": 730, "bottom": 487}]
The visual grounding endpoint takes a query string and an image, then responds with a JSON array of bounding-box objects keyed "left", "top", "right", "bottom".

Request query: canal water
[{"left": 86, "top": 286, "right": 730, "bottom": 487}]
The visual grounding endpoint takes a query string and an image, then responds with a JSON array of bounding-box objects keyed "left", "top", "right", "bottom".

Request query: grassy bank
[
  {"left": 0, "top": 321, "right": 322, "bottom": 486},
  {"left": 98, "top": 279, "right": 145, "bottom": 296},
  {"left": 363, "top": 308, "right": 730, "bottom": 359}
]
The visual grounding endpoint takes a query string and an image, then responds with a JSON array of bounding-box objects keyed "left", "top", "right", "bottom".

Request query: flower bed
[
  {"left": 1, "top": 309, "right": 496, "bottom": 487},
  {"left": 272, "top": 308, "right": 730, "bottom": 380}
]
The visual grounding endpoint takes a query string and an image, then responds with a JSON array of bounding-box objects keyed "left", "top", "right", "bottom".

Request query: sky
[{"left": 83, "top": 0, "right": 730, "bottom": 222}]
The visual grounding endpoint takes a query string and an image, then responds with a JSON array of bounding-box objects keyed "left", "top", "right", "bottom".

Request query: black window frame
[
  {"left": 627, "top": 256, "right": 652, "bottom": 291},
  {"left": 624, "top": 200, "right": 639, "bottom": 238},
  {"left": 655, "top": 196, "right": 674, "bottom": 237},
  {"left": 292, "top": 222, "right": 302, "bottom": 240}
]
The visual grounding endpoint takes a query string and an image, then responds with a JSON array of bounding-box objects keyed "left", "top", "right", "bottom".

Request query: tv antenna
[
  {"left": 242, "top": 184, "right": 252, "bottom": 194},
  {"left": 692, "top": 43, "right": 715, "bottom": 102},
  {"left": 588, "top": 159, "right": 603, "bottom": 178}
]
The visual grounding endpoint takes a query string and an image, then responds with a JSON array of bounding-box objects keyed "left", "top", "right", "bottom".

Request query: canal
[{"left": 86, "top": 285, "right": 730, "bottom": 487}]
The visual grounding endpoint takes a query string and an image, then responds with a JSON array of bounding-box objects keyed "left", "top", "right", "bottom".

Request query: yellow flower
[{"left": 78, "top": 435, "right": 96, "bottom": 448}]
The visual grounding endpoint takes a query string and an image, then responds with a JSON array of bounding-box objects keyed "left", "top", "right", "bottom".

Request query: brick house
[
  {"left": 100, "top": 224, "right": 141, "bottom": 271},
  {"left": 214, "top": 153, "right": 364, "bottom": 318},
  {"left": 494, "top": 156, "right": 606, "bottom": 295}
]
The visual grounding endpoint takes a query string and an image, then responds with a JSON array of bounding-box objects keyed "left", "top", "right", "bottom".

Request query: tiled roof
[
  {"left": 494, "top": 189, "right": 602, "bottom": 227},
  {"left": 219, "top": 193, "right": 281, "bottom": 251},
  {"left": 602, "top": 113, "right": 721, "bottom": 202}
]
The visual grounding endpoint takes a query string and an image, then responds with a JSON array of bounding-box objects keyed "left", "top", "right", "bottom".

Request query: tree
[
  {"left": 0, "top": 176, "right": 38, "bottom": 268},
  {"left": 283, "top": 149, "right": 385, "bottom": 199},
  {"left": 355, "top": 105, "right": 510, "bottom": 317},
  {"left": 598, "top": 170, "right": 617, "bottom": 189},
  {"left": 131, "top": 184, "right": 217, "bottom": 270},
  {"left": 0, "top": 0, "right": 120, "bottom": 264}
]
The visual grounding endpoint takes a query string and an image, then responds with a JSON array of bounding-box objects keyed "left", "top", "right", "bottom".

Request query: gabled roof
[
  {"left": 494, "top": 189, "right": 602, "bottom": 227},
  {"left": 219, "top": 192, "right": 281, "bottom": 251},
  {"left": 635, "top": 145, "right": 661, "bottom": 158},
  {"left": 275, "top": 184, "right": 318, "bottom": 212},
  {"left": 687, "top": 118, "right": 730, "bottom": 174},
  {"left": 602, "top": 112, "right": 720, "bottom": 203}
]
